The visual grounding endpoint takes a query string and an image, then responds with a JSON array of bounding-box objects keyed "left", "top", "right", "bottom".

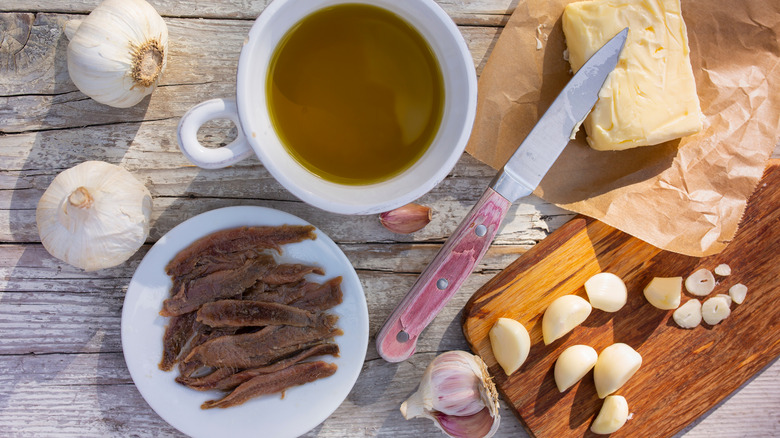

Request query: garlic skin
[
  {"left": 554, "top": 345, "right": 598, "bottom": 392},
  {"left": 36, "top": 161, "right": 152, "bottom": 271},
  {"left": 542, "top": 295, "right": 592, "bottom": 345},
  {"left": 593, "top": 343, "right": 642, "bottom": 399},
  {"left": 65, "top": 0, "right": 168, "bottom": 108},
  {"left": 379, "top": 203, "right": 432, "bottom": 234},
  {"left": 584, "top": 272, "right": 627, "bottom": 312},
  {"left": 401, "top": 351, "right": 500, "bottom": 438}
]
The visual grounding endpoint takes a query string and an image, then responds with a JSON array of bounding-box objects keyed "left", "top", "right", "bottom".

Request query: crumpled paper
[{"left": 466, "top": 0, "right": 780, "bottom": 256}]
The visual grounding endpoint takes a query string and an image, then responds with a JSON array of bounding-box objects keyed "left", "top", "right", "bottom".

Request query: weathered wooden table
[{"left": 1, "top": 1, "right": 778, "bottom": 437}]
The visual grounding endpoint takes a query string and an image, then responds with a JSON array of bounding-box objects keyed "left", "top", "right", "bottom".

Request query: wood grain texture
[{"left": 463, "top": 160, "right": 780, "bottom": 438}]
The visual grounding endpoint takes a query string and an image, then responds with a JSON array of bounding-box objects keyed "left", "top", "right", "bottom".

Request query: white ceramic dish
[{"left": 121, "top": 206, "right": 368, "bottom": 438}]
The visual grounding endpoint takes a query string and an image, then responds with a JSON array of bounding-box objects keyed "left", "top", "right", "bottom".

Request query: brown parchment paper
[{"left": 466, "top": 0, "right": 780, "bottom": 256}]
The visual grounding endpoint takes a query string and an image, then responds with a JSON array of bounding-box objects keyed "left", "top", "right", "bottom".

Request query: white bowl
[{"left": 178, "top": 0, "right": 477, "bottom": 215}]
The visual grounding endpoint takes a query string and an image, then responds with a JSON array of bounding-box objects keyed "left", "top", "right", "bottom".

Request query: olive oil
[{"left": 267, "top": 4, "right": 444, "bottom": 185}]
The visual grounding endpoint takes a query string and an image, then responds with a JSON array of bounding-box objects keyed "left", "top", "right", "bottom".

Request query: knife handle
[{"left": 376, "top": 188, "right": 512, "bottom": 362}]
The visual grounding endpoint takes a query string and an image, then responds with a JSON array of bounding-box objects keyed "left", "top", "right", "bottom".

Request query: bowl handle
[{"left": 177, "top": 98, "right": 254, "bottom": 169}]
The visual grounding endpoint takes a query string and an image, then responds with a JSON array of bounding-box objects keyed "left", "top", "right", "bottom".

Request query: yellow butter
[{"left": 562, "top": 0, "right": 703, "bottom": 151}]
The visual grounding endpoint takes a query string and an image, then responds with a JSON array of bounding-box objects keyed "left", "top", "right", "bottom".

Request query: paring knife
[{"left": 376, "top": 28, "right": 629, "bottom": 362}]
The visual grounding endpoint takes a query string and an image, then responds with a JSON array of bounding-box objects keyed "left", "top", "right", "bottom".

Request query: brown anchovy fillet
[
  {"left": 161, "top": 254, "right": 275, "bottom": 317},
  {"left": 165, "top": 225, "right": 317, "bottom": 279},
  {"left": 197, "top": 300, "right": 318, "bottom": 328},
  {"left": 185, "top": 314, "right": 342, "bottom": 368},
  {"left": 170, "top": 249, "right": 261, "bottom": 293},
  {"left": 177, "top": 324, "right": 238, "bottom": 378},
  {"left": 261, "top": 264, "right": 324, "bottom": 285},
  {"left": 177, "top": 343, "right": 340, "bottom": 391},
  {"left": 290, "top": 277, "right": 344, "bottom": 312},
  {"left": 243, "top": 280, "right": 311, "bottom": 303},
  {"left": 158, "top": 311, "right": 197, "bottom": 371},
  {"left": 201, "top": 361, "right": 338, "bottom": 409}
]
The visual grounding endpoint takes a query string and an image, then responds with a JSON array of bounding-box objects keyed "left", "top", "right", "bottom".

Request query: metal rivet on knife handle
[
  {"left": 437, "top": 278, "right": 449, "bottom": 290},
  {"left": 396, "top": 330, "right": 409, "bottom": 343},
  {"left": 475, "top": 224, "right": 487, "bottom": 237}
]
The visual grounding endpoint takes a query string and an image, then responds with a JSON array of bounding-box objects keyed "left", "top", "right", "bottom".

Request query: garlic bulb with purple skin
[{"left": 400, "top": 351, "right": 500, "bottom": 438}]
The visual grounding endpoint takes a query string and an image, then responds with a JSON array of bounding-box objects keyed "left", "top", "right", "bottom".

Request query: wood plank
[
  {"left": 0, "top": 0, "right": 516, "bottom": 25},
  {"left": 462, "top": 161, "right": 780, "bottom": 437}
]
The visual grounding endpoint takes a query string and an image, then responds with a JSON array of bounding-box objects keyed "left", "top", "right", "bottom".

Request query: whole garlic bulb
[
  {"left": 36, "top": 161, "right": 153, "bottom": 271},
  {"left": 65, "top": 0, "right": 168, "bottom": 108},
  {"left": 401, "top": 351, "right": 500, "bottom": 438}
]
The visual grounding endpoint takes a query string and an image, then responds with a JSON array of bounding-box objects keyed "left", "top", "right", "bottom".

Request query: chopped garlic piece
[
  {"left": 715, "top": 293, "right": 732, "bottom": 307},
  {"left": 542, "top": 295, "right": 592, "bottom": 345},
  {"left": 593, "top": 343, "right": 642, "bottom": 399},
  {"left": 685, "top": 269, "right": 716, "bottom": 296},
  {"left": 591, "top": 395, "right": 629, "bottom": 434},
  {"left": 643, "top": 277, "right": 682, "bottom": 310},
  {"left": 555, "top": 345, "right": 598, "bottom": 392},
  {"left": 489, "top": 318, "right": 531, "bottom": 375},
  {"left": 702, "top": 296, "right": 731, "bottom": 325},
  {"left": 714, "top": 264, "right": 731, "bottom": 276},
  {"left": 585, "top": 272, "right": 627, "bottom": 312},
  {"left": 673, "top": 299, "right": 701, "bottom": 329},
  {"left": 729, "top": 284, "right": 747, "bottom": 304}
]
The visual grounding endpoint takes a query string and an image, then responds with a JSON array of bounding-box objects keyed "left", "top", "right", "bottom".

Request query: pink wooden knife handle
[{"left": 376, "top": 188, "right": 511, "bottom": 362}]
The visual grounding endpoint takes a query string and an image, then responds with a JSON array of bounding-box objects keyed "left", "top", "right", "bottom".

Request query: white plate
[{"left": 121, "top": 206, "right": 369, "bottom": 438}]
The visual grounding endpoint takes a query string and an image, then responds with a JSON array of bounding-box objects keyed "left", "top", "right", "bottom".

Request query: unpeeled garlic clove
[
  {"left": 673, "top": 299, "right": 702, "bottom": 329},
  {"left": 591, "top": 395, "right": 629, "bottom": 434},
  {"left": 701, "top": 295, "right": 731, "bottom": 325},
  {"left": 554, "top": 345, "right": 598, "bottom": 392},
  {"left": 593, "top": 343, "right": 642, "bottom": 399},
  {"left": 379, "top": 203, "right": 432, "bottom": 234},
  {"left": 584, "top": 272, "right": 627, "bottom": 312},
  {"left": 401, "top": 351, "right": 500, "bottom": 438},
  {"left": 729, "top": 283, "right": 747, "bottom": 304},
  {"left": 643, "top": 277, "right": 682, "bottom": 310},
  {"left": 489, "top": 318, "right": 531, "bottom": 375},
  {"left": 685, "top": 269, "right": 716, "bottom": 296},
  {"left": 542, "top": 295, "right": 592, "bottom": 345}
]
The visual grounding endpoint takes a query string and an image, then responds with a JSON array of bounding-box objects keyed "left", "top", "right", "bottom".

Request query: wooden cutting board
[{"left": 462, "top": 160, "right": 780, "bottom": 438}]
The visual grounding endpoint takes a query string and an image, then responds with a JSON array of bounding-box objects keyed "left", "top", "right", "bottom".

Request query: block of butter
[{"left": 562, "top": 0, "right": 703, "bottom": 151}]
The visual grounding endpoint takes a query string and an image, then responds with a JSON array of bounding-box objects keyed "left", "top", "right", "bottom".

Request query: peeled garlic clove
[
  {"left": 643, "top": 277, "right": 682, "bottom": 310},
  {"left": 729, "top": 283, "right": 747, "bottom": 304},
  {"left": 489, "top": 318, "right": 531, "bottom": 375},
  {"left": 673, "top": 299, "right": 702, "bottom": 329},
  {"left": 542, "top": 295, "right": 592, "bottom": 345},
  {"left": 36, "top": 161, "right": 152, "bottom": 271},
  {"left": 715, "top": 293, "right": 732, "bottom": 307},
  {"left": 591, "top": 395, "right": 629, "bottom": 434},
  {"left": 66, "top": 0, "right": 168, "bottom": 108},
  {"left": 685, "top": 269, "right": 716, "bottom": 296},
  {"left": 714, "top": 264, "right": 731, "bottom": 276},
  {"left": 702, "top": 295, "right": 731, "bottom": 325},
  {"left": 401, "top": 351, "right": 500, "bottom": 438},
  {"left": 593, "top": 343, "right": 642, "bottom": 399},
  {"left": 584, "top": 272, "right": 627, "bottom": 312},
  {"left": 554, "top": 345, "right": 598, "bottom": 392},
  {"left": 379, "top": 203, "right": 432, "bottom": 234}
]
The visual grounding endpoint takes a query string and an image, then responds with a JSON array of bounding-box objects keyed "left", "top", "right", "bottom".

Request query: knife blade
[{"left": 376, "top": 28, "right": 629, "bottom": 363}]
